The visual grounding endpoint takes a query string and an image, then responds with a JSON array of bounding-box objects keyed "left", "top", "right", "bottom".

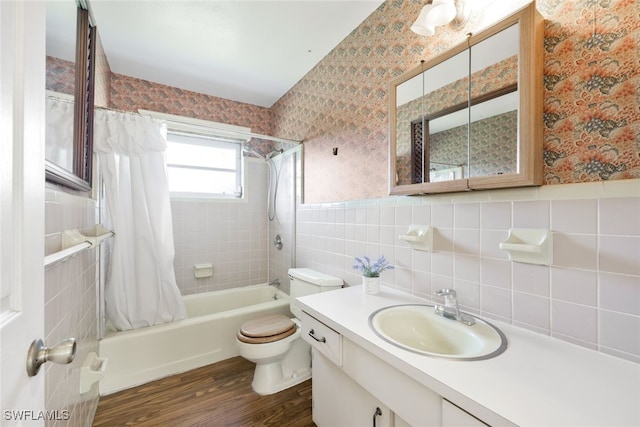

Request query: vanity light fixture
[{"left": 411, "top": 0, "right": 470, "bottom": 36}]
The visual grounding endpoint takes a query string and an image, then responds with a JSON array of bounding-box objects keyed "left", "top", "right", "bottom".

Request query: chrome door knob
[{"left": 26, "top": 338, "right": 76, "bottom": 377}]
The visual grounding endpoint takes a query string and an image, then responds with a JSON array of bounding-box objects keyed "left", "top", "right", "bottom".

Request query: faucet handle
[
  {"left": 434, "top": 289, "right": 457, "bottom": 300},
  {"left": 433, "top": 289, "right": 475, "bottom": 326}
]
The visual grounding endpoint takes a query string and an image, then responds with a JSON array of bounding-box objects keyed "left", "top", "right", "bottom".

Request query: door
[{"left": 0, "top": 1, "right": 46, "bottom": 425}]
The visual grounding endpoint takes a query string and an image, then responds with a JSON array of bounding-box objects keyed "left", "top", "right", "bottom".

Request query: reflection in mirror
[
  {"left": 45, "top": 1, "right": 96, "bottom": 192},
  {"left": 397, "top": 27, "right": 519, "bottom": 185},
  {"left": 422, "top": 47, "right": 470, "bottom": 184},
  {"left": 427, "top": 105, "right": 469, "bottom": 182},
  {"left": 395, "top": 69, "right": 424, "bottom": 185},
  {"left": 469, "top": 23, "right": 519, "bottom": 178},
  {"left": 395, "top": 48, "right": 469, "bottom": 186},
  {"left": 46, "top": 0, "right": 76, "bottom": 173},
  {"left": 46, "top": 0, "right": 77, "bottom": 95},
  {"left": 45, "top": 91, "right": 75, "bottom": 172}
]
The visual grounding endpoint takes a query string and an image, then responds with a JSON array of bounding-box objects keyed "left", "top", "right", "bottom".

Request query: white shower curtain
[{"left": 94, "top": 109, "right": 186, "bottom": 331}]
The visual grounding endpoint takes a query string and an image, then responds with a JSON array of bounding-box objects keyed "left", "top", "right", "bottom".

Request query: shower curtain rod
[
  {"left": 235, "top": 131, "right": 301, "bottom": 146},
  {"left": 44, "top": 94, "right": 302, "bottom": 146},
  {"left": 46, "top": 91, "right": 74, "bottom": 102},
  {"left": 163, "top": 123, "right": 302, "bottom": 146},
  {"left": 138, "top": 108, "right": 302, "bottom": 146},
  {"left": 46, "top": 94, "right": 153, "bottom": 119},
  {"left": 45, "top": 93, "right": 148, "bottom": 117},
  {"left": 167, "top": 127, "right": 301, "bottom": 147}
]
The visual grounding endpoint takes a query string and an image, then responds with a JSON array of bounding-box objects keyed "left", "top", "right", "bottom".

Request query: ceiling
[{"left": 47, "top": 0, "right": 385, "bottom": 108}]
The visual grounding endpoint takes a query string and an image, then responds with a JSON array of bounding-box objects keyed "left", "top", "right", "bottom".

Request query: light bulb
[
  {"left": 411, "top": 4, "right": 436, "bottom": 36},
  {"left": 425, "top": 0, "right": 456, "bottom": 27}
]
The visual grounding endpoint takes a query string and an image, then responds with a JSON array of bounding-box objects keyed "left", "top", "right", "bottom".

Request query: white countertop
[{"left": 296, "top": 285, "right": 640, "bottom": 427}]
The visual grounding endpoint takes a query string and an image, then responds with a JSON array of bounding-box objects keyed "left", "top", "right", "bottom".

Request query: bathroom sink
[{"left": 369, "top": 304, "right": 507, "bottom": 360}]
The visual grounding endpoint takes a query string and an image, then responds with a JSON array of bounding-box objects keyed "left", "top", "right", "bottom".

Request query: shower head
[
  {"left": 243, "top": 146, "right": 284, "bottom": 160},
  {"left": 266, "top": 149, "right": 284, "bottom": 159}
]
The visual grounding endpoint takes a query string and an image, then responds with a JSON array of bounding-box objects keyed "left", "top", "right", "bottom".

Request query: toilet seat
[{"left": 237, "top": 314, "right": 296, "bottom": 344}]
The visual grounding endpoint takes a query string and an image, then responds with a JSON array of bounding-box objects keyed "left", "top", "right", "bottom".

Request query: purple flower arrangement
[{"left": 353, "top": 256, "right": 394, "bottom": 278}]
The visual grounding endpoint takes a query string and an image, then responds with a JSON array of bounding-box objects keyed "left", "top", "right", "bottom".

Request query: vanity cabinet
[
  {"left": 298, "top": 285, "right": 640, "bottom": 427},
  {"left": 301, "top": 310, "right": 493, "bottom": 427},
  {"left": 302, "top": 311, "right": 390, "bottom": 426}
]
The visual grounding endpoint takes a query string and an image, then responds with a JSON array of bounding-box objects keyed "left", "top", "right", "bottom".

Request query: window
[
  {"left": 166, "top": 131, "right": 242, "bottom": 198},
  {"left": 138, "top": 109, "right": 250, "bottom": 199}
]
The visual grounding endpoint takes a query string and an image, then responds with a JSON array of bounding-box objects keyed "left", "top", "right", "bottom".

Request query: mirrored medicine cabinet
[{"left": 389, "top": 3, "right": 543, "bottom": 196}]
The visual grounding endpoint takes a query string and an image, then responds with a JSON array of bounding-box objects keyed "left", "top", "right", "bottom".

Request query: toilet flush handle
[{"left": 308, "top": 329, "right": 326, "bottom": 343}]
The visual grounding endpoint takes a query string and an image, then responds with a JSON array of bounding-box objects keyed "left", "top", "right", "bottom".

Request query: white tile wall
[
  {"left": 267, "top": 151, "right": 298, "bottom": 295},
  {"left": 171, "top": 151, "right": 298, "bottom": 296},
  {"left": 171, "top": 159, "right": 269, "bottom": 295},
  {"left": 296, "top": 179, "right": 640, "bottom": 363},
  {"left": 44, "top": 188, "right": 100, "bottom": 427}
]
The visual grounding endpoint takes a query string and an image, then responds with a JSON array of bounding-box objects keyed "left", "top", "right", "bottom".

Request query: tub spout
[{"left": 268, "top": 279, "right": 281, "bottom": 288}]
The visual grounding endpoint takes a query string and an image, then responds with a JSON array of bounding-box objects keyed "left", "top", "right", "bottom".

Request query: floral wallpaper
[
  {"left": 469, "top": 111, "right": 519, "bottom": 176},
  {"left": 46, "top": 56, "right": 75, "bottom": 95},
  {"left": 541, "top": 0, "right": 639, "bottom": 184},
  {"left": 95, "top": 31, "right": 110, "bottom": 108},
  {"left": 45, "top": 0, "right": 639, "bottom": 203},
  {"left": 109, "top": 73, "right": 274, "bottom": 136},
  {"left": 271, "top": 0, "right": 640, "bottom": 203},
  {"left": 46, "top": 31, "right": 110, "bottom": 108},
  {"left": 396, "top": 111, "right": 519, "bottom": 185}
]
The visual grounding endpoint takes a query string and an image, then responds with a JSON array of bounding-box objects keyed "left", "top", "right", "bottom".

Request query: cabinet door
[
  {"left": 342, "top": 339, "right": 442, "bottom": 426},
  {"left": 442, "top": 400, "right": 489, "bottom": 427},
  {"left": 312, "top": 349, "right": 391, "bottom": 427}
]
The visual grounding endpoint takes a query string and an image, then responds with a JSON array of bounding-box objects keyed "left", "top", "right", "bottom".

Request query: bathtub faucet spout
[{"left": 268, "top": 279, "right": 281, "bottom": 288}]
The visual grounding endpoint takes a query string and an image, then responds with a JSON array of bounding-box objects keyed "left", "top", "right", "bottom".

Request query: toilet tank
[{"left": 288, "top": 268, "right": 342, "bottom": 318}]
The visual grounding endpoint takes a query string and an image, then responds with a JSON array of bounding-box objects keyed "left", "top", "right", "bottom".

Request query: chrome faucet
[
  {"left": 268, "top": 279, "right": 281, "bottom": 287},
  {"left": 433, "top": 289, "right": 475, "bottom": 326}
]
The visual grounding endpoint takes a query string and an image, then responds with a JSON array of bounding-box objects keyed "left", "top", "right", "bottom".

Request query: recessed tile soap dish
[
  {"left": 194, "top": 263, "right": 213, "bottom": 278},
  {"left": 399, "top": 225, "right": 433, "bottom": 251},
  {"left": 499, "top": 228, "right": 553, "bottom": 266}
]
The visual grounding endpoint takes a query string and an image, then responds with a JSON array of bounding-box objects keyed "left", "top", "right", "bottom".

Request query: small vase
[{"left": 362, "top": 276, "right": 380, "bottom": 295}]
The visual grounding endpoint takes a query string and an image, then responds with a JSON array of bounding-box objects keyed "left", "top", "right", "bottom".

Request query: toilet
[{"left": 236, "top": 268, "right": 342, "bottom": 395}]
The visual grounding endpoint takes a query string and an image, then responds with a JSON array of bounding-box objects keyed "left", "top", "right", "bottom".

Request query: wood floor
[{"left": 92, "top": 357, "right": 315, "bottom": 427}]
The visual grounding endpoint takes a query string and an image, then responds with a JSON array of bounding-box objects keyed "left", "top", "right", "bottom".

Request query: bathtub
[{"left": 99, "top": 284, "right": 291, "bottom": 395}]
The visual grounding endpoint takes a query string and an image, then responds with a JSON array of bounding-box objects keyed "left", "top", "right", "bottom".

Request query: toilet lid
[{"left": 237, "top": 314, "right": 296, "bottom": 344}]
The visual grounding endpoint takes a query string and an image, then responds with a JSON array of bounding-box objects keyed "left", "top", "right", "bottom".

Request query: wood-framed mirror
[
  {"left": 390, "top": 3, "right": 543, "bottom": 195},
  {"left": 45, "top": 0, "right": 96, "bottom": 192}
]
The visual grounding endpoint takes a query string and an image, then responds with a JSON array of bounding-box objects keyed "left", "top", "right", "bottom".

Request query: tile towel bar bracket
[
  {"left": 499, "top": 228, "right": 553, "bottom": 266},
  {"left": 44, "top": 224, "right": 114, "bottom": 268}
]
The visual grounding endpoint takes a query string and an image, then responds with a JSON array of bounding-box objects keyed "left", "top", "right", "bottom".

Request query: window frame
[{"left": 165, "top": 131, "right": 243, "bottom": 200}]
